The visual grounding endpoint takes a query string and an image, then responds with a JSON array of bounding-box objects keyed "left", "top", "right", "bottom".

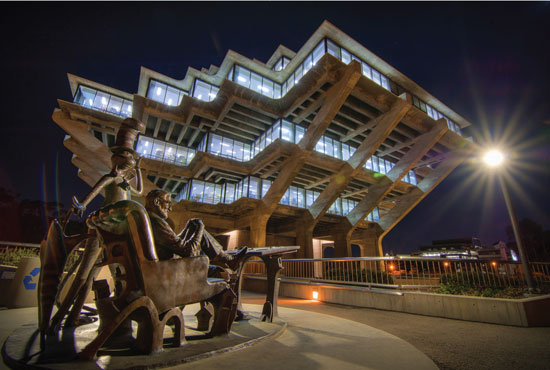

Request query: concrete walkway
[
  {"left": 242, "top": 293, "right": 550, "bottom": 370},
  {"left": 0, "top": 301, "right": 437, "bottom": 370}
]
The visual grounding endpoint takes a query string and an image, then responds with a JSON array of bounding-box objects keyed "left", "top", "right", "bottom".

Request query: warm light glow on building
[{"left": 443, "top": 262, "right": 450, "bottom": 268}]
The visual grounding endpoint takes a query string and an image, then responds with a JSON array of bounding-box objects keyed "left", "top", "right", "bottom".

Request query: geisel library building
[{"left": 53, "top": 21, "right": 474, "bottom": 259}]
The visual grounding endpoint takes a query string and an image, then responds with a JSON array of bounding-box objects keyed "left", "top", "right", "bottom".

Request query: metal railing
[{"left": 244, "top": 257, "right": 550, "bottom": 290}]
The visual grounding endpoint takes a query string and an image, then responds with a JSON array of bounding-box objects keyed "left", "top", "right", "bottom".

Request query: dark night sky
[{"left": 0, "top": 2, "right": 548, "bottom": 253}]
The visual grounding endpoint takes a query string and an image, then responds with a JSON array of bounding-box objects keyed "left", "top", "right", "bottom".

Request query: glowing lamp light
[
  {"left": 491, "top": 261, "right": 497, "bottom": 267},
  {"left": 388, "top": 264, "right": 396, "bottom": 271},
  {"left": 237, "top": 76, "right": 247, "bottom": 83},
  {"left": 167, "top": 98, "right": 173, "bottom": 106},
  {"left": 483, "top": 150, "right": 504, "bottom": 167},
  {"left": 443, "top": 262, "right": 450, "bottom": 268},
  {"left": 156, "top": 87, "right": 162, "bottom": 96},
  {"left": 88, "top": 98, "right": 93, "bottom": 105},
  {"left": 312, "top": 291, "right": 319, "bottom": 300},
  {"left": 101, "top": 97, "right": 107, "bottom": 105},
  {"left": 127, "top": 106, "right": 132, "bottom": 112}
]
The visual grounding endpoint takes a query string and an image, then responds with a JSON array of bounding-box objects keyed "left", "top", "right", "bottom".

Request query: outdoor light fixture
[
  {"left": 312, "top": 291, "right": 319, "bottom": 300},
  {"left": 483, "top": 149, "right": 504, "bottom": 167},
  {"left": 481, "top": 148, "right": 535, "bottom": 292},
  {"left": 443, "top": 262, "right": 450, "bottom": 268}
]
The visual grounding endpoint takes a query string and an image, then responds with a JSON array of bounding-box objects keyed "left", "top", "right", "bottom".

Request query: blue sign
[{"left": 23, "top": 267, "right": 40, "bottom": 290}]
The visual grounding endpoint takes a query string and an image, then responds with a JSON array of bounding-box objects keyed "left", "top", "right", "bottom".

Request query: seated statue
[{"left": 145, "top": 189, "right": 247, "bottom": 271}]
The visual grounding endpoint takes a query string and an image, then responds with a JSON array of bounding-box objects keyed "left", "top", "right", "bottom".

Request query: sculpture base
[{"left": 2, "top": 306, "right": 285, "bottom": 370}]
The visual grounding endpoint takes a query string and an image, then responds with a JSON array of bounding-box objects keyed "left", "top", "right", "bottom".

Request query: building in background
[{"left": 52, "top": 21, "right": 474, "bottom": 258}]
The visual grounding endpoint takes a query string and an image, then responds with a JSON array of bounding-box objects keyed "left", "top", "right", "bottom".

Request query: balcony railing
[{"left": 244, "top": 257, "right": 550, "bottom": 290}]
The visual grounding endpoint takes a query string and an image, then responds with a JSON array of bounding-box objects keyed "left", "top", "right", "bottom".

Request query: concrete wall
[{"left": 244, "top": 276, "right": 550, "bottom": 327}]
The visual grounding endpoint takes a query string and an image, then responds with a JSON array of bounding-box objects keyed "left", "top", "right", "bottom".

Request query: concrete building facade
[{"left": 52, "top": 21, "right": 474, "bottom": 258}]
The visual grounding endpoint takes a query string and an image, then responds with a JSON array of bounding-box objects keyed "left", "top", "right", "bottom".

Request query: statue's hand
[{"left": 72, "top": 196, "right": 85, "bottom": 217}]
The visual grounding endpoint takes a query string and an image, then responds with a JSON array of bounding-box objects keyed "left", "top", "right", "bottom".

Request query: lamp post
[{"left": 483, "top": 150, "right": 535, "bottom": 292}]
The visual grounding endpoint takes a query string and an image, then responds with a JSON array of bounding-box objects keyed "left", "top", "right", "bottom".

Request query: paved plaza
[{"left": 1, "top": 292, "right": 549, "bottom": 370}]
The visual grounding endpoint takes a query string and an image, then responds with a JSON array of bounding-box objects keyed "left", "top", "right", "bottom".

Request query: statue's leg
[
  {"left": 48, "top": 237, "right": 101, "bottom": 333},
  {"left": 65, "top": 264, "right": 100, "bottom": 326}
]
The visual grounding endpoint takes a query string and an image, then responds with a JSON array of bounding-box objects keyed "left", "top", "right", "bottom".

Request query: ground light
[
  {"left": 312, "top": 291, "right": 319, "bottom": 300},
  {"left": 482, "top": 149, "right": 535, "bottom": 292}
]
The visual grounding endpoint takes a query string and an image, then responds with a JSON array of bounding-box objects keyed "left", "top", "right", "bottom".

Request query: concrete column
[
  {"left": 248, "top": 214, "right": 270, "bottom": 248},
  {"left": 295, "top": 219, "right": 315, "bottom": 259}
]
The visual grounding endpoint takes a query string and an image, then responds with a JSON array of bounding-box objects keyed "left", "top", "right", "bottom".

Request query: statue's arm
[
  {"left": 154, "top": 218, "right": 197, "bottom": 258},
  {"left": 129, "top": 157, "right": 143, "bottom": 196},
  {"left": 73, "top": 174, "right": 116, "bottom": 216}
]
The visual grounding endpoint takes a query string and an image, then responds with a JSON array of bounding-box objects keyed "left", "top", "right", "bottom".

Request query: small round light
[{"left": 483, "top": 150, "right": 504, "bottom": 167}]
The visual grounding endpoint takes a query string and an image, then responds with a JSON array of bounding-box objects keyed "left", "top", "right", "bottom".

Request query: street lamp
[{"left": 483, "top": 149, "right": 535, "bottom": 292}]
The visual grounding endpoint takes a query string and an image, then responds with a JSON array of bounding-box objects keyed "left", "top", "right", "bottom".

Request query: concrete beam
[
  {"left": 346, "top": 122, "right": 448, "bottom": 226},
  {"left": 378, "top": 147, "right": 473, "bottom": 235}
]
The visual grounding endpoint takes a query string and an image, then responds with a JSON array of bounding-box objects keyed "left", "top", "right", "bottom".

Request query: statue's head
[
  {"left": 110, "top": 118, "right": 145, "bottom": 172},
  {"left": 145, "top": 189, "right": 172, "bottom": 219}
]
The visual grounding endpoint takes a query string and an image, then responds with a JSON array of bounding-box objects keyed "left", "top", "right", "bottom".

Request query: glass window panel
[
  {"left": 341, "top": 49, "right": 351, "bottom": 64},
  {"left": 372, "top": 156, "right": 380, "bottom": 172},
  {"left": 295, "top": 125, "right": 305, "bottom": 143},
  {"left": 272, "top": 121, "right": 281, "bottom": 141},
  {"left": 281, "top": 120, "right": 294, "bottom": 142},
  {"left": 261, "top": 180, "right": 271, "bottom": 198},
  {"left": 312, "top": 41, "right": 325, "bottom": 65},
  {"left": 294, "top": 65, "right": 303, "bottom": 84},
  {"left": 225, "top": 183, "right": 235, "bottom": 203},
  {"left": 366, "top": 157, "right": 373, "bottom": 170},
  {"left": 327, "top": 39, "right": 340, "bottom": 58},
  {"left": 362, "top": 63, "right": 372, "bottom": 79},
  {"left": 187, "top": 149, "right": 195, "bottom": 163},
  {"left": 75, "top": 86, "right": 96, "bottom": 107},
  {"left": 176, "top": 147, "right": 189, "bottom": 165},
  {"left": 234, "top": 141, "right": 244, "bottom": 161},
  {"left": 227, "top": 66, "right": 234, "bottom": 81},
  {"left": 325, "top": 138, "right": 334, "bottom": 157},
  {"left": 342, "top": 144, "right": 350, "bottom": 161},
  {"left": 204, "top": 183, "right": 215, "bottom": 203},
  {"left": 381, "top": 76, "right": 390, "bottom": 90},
  {"left": 106, "top": 95, "right": 123, "bottom": 115},
  {"left": 315, "top": 139, "right": 324, "bottom": 153},
  {"left": 262, "top": 79, "right": 274, "bottom": 98},
  {"left": 372, "top": 70, "right": 381, "bottom": 85},
  {"left": 249, "top": 177, "right": 260, "bottom": 199},
  {"left": 303, "top": 54, "right": 313, "bottom": 74},
  {"left": 193, "top": 80, "right": 211, "bottom": 101},
  {"left": 209, "top": 134, "right": 222, "bottom": 155},
  {"left": 93, "top": 91, "right": 109, "bottom": 110},
  {"left": 147, "top": 80, "right": 167, "bottom": 102},
  {"left": 151, "top": 140, "right": 166, "bottom": 161},
  {"left": 209, "top": 86, "right": 219, "bottom": 101},
  {"left": 136, "top": 136, "right": 153, "bottom": 157},
  {"left": 164, "top": 143, "right": 177, "bottom": 163},
  {"left": 165, "top": 86, "right": 180, "bottom": 106},
  {"left": 385, "top": 160, "right": 393, "bottom": 174},
  {"left": 251, "top": 73, "right": 263, "bottom": 94},
  {"left": 281, "top": 188, "right": 290, "bottom": 205},
  {"left": 221, "top": 137, "right": 233, "bottom": 158},
  {"left": 190, "top": 180, "right": 204, "bottom": 202},
  {"left": 214, "top": 185, "right": 222, "bottom": 204},
  {"left": 242, "top": 179, "right": 248, "bottom": 198},
  {"left": 333, "top": 141, "right": 342, "bottom": 159},
  {"left": 121, "top": 100, "right": 132, "bottom": 116},
  {"left": 273, "top": 84, "right": 281, "bottom": 99},
  {"left": 297, "top": 188, "right": 305, "bottom": 208},
  {"left": 289, "top": 187, "right": 298, "bottom": 207},
  {"left": 287, "top": 75, "right": 295, "bottom": 91},
  {"left": 409, "top": 171, "right": 417, "bottom": 185},
  {"left": 235, "top": 66, "right": 251, "bottom": 88},
  {"left": 243, "top": 144, "right": 251, "bottom": 161}
]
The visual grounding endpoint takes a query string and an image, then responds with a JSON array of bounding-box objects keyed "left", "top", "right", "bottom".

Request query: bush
[
  {"left": 0, "top": 247, "right": 81, "bottom": 272},
  {"left": 323, "top": 267, "right": 391, "bottom": 284},
  {"left": 438, "top": 272, "right": 528, "bottom": 298}
]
